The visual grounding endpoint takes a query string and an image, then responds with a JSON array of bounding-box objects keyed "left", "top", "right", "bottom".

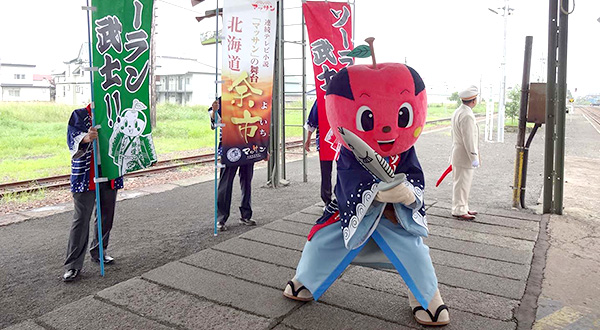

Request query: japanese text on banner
[
  {"left": 303, "top": 1, "right": 353, "bottom": 161},
  {"left": 221, "top": 0, "right": 277, "bottom": 166},
  {"left": 91, "top": 0, "right": 157, "bottom": 179}
]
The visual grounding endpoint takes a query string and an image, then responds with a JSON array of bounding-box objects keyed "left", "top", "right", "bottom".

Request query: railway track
[
  {"left": 0, "top": 114, "right": 464, "bottom": 198},
  {"left": 1, "top": 139, "right": 304, "bottom": 198},
  {"left": 579, "top": 106, "right": 600, "bottom": 131}
]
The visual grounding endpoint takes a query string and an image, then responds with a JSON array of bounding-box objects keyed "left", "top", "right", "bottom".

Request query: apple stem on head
[{"left": 364, "top": 37, "right": 377, "bottom": 69}]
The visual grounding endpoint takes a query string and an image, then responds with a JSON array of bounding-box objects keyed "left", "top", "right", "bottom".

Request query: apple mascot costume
[{"left": 283, "top": 38, "right": 449, "bottom": 326}]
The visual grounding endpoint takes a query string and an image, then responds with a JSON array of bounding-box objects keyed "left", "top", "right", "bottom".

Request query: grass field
[{"left": 0, "top": 101, "right": 491, "bottom": 183}]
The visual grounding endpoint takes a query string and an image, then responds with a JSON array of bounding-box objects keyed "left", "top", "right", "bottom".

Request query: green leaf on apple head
[{"left": 346, "top": 45, "right": 371, "bottom": 58}]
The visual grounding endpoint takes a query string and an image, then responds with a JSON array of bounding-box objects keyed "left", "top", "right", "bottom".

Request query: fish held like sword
[{"left": 337, "top": 127, "right": 406, "bottom": 191}]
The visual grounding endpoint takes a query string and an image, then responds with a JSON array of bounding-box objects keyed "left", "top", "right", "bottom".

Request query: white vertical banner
[{"left": 220, "top": 0, "right": 278, "bottom": 166}]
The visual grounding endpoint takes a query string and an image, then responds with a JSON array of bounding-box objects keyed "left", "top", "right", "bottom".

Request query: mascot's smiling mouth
[{"left": 377, "top": 139, "right": 395, "bottom": 153}]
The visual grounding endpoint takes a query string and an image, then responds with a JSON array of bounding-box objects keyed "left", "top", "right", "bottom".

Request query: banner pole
[
  {"left": 213, "top": 0, "right": 220, "bottom": 237},
  {"left": 85, "top": 0, "right": 105, "bottom": 276}
]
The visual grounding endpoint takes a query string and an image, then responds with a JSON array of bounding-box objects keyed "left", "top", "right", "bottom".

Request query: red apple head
[{"left": 325, "top": 63, "right": 427, "bottom": 157}]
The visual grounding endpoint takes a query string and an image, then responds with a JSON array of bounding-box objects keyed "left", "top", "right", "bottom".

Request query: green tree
[
  {"left": 448, "top": 92, "right": 461, "bottom": 107},
  {"left": 505, "top": 85, "right": 521, "bottom": 122}
]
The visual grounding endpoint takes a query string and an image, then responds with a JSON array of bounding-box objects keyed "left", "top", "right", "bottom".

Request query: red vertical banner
[{"left": 303, "top": 1, "right": 353, "bottom": 161}]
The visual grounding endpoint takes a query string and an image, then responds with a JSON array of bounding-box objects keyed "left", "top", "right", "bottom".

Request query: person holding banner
[
  {"left": 63, "top": 105, "right": 123, "bottom": 282},
  {"left": 209, "top": 97, "right": 256, "bottom": 231},
  {"left": 304, "top": 101, "right": 333, "bottom": 206}
]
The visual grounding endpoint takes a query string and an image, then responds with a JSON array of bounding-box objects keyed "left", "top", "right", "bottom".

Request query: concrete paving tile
[
  {"left": 341, "top": 266, "right": 519, "bottom": 321},
  {"left": 429, "top": 202, "right": 540, "bottom": 222},
  {"left": 425, "top": 235, "right": 532, "bottom": 265},
  {"left": 318, "top": 280, "right": 423, "bottom": 327},
  {"left": 444, "top": 309, "right": 516, "bottom": 330},
  {"left": 38, "top": 296, "right": 171, "bottom": 330},
  {"left": 0, "top": 213, "right": 30, "bottom": 226},
  {"left": 240, "top": 228, "right": 306, "bottom": 251},
  {"left": 320, "top": 281, "right": 516, "bottom": 330},
  {"left": 441, "top": 286, "right": 519, "bottom": 324},
  {"left": 138, "top": 183, "right": 179, "bottom": 194},
  {"left": 18, "top": 203, "right": 73, "bottom": 218},
  {"left": 427, "top": 208, "right": 540, "bottom": 231},
  {"left": 264, "top": 219, "right": 312, "bottom": 236},
  {"left": 142, "top": 261, "right": 299, "bottom": 319},
  {"left": 477, "top": 207, "right": 541, "bottom": 222},
  {"left": 300, "top": 205, "right": 324, "bottom": 216},
  {"left": 430, "top": 226, "right": 535, "bottom": 252},
  {"left": 212, "top": 237, "right": 301, "bottom": 269},
  {"left": 97, "top": 278, "right": 271, "bottom": 330},
  {"left": 282, "top": 302, "right": 413, "bottom": 330},
  {"left": 435, "top": 264, "right": 526, "bottom": 300},
  {"left": 535, "top": 297, "right": 564, "bottom": 321},
  {"left": 181, "top": 248, "right": 295, "bottom": 288},
  {"left": 427, "top": 201, "right": 452, "bottom": 210},
  {"left": 430, "top": 249, "right": 530, "bottom": 280},
  {"left": 282, "top": 211, "right": 318, "bottom": 225},
  {"left": 3, "top": 320, "right": 45, "bottom": 330},
  {"left": 271, "top": 324, "right": 296, "bottom": 330},
  {"left": 428, "top": 215, "right": 538, "bottom": 241}
]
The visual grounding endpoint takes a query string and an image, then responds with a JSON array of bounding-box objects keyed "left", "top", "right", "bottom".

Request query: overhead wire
[{"left": 156, "top": 0, "right": 203, "bottom": 14}]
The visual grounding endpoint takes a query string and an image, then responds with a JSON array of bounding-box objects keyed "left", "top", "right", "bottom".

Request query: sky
[{"left": 0, "top": 0, "right": 598, "bottom": 97}]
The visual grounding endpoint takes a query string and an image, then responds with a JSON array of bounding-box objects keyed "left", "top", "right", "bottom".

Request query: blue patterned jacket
[{"left": 67, "top": 107, "right": 123, "bottom": 193}]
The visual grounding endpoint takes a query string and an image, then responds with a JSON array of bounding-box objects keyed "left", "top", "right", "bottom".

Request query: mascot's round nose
[{"left": 382, "top": 126, "right": 391, "bottom": 133}]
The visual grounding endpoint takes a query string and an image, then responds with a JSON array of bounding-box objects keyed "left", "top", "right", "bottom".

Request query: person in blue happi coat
[
  {"left": 209, "top": 97, "right": 256, "bottom": 231},
  {"left": 304, "top": 101, "right": 334, "bottom": 206},
  {"left": 63, "top": 105, "right": 123, "bottom": 282}
]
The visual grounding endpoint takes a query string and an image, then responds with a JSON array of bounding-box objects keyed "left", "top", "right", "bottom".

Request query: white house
[
  {"left": 0, "top": 62, "right": 52, "bottom": 102},
  {"left": 53, "top": 43, "right": 92, "bottom": 106},
  {"left": 156, "top": 56, "right": 219, "bottom": 106}
]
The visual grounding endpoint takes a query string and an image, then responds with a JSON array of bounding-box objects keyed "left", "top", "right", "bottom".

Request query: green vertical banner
[{"left": 91, "top": 0, "right": 157, "bottom": 179}]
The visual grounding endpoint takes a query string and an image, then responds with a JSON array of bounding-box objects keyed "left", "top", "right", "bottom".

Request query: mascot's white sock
[
  {"left": 408, "top": 288, "right": 450, "bottom": 326},
  {"left": 283, "top": 277, "right": 313, "bottom": 301}
]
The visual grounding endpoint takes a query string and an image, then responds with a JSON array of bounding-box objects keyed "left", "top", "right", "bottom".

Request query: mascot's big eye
[
  {"left": 398, "top": 102, "right": 413, "bottom": 128},
  {"left": 356, "top": 105, "right": 374, "bottom": 132}
]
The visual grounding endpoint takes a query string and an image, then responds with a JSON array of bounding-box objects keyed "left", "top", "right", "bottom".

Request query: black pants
[
  {"left": 320, "top": 160, "right": 333, "bottom": 205},
  {"left": 64, "top": 182, "right": 117, "bottom": 270},
  {"left": 217, "top": 163, "right": 254, "bottom": 224}
]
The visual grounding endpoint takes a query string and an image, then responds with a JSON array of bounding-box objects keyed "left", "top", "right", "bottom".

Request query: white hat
[{"left": 459, "top": 85, "right": 479, "bottom": 101}]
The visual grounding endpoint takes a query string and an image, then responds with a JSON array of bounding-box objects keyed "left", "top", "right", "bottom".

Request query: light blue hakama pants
[{"left": 295, "top": 218, "right": 438, "bottom": 309}]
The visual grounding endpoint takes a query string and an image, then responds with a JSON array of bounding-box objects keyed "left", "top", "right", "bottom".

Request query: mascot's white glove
[
  {"left": 375, "top": 182, "right": 416, "bottom": 206},
  {"left": 472, "top": 159, "right": 480, "bottom": 168}
]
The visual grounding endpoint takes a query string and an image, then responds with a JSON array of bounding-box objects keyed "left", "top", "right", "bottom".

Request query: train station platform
[{"left": 2, "top": 107, "right": 600, "bottom": 330}]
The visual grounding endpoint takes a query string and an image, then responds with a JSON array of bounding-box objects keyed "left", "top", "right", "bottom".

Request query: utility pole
[
  {"left": 488, "top": 0, "right": 513, "bottom": 143},
  {"left": 543, "top": 0, "right": 570, "bottom": 214},
  {"left": 150, "top": 2, "right": 157, "bottom": 128},
  {"left": 512, "top": 36, "right": 533, "bottom": 208},
  {"left": 554, "top": 0, "right": 569, "bottom": 214},
  {"left": 497, "top": 0, "right": 511, "bottom": 143},
  {"left": 543, "top": 0, "right": 558, "bottom": 214}
]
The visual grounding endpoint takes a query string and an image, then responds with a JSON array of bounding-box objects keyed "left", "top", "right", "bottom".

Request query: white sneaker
[{"left": 217, "top": 222, "right": 228, "bottom": 231}]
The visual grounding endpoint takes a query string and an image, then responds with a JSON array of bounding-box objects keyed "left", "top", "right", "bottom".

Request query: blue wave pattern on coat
[
  {"left": 67, "top": 108, "right": 123, "bottom": 193},
  {"left": 336, "top": 146, "right": 428, "bottom": 249}
]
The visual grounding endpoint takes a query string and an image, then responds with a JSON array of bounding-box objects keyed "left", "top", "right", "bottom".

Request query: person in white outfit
[{"left": 450, "top": 86, "right": 480, "bottom": 220}]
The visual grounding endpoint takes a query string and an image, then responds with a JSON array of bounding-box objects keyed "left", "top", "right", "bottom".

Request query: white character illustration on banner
[{"left": 108, "top": 99, "right": 157, "bottom": 175}]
